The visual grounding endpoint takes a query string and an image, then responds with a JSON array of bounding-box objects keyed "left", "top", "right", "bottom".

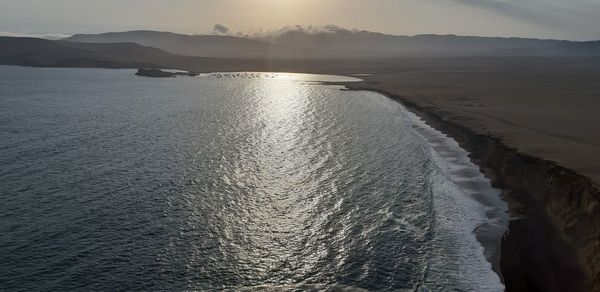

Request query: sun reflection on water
[{"left": 219, "top": 76, "right": 338, "bottom": 283}]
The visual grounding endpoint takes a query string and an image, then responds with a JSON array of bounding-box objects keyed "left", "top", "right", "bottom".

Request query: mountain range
[
  {"left": 1, "top": 27, "right": 599, "bottom": 71},
  {"left": 63, "top": 28, "right": 600, "bottom": 59}
]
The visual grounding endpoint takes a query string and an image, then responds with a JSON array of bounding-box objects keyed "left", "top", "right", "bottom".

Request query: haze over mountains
[
  {"left": 1, "top": 26, "right": 600, "bottom": 70},
  {"left": 64, "top": 30, "right": 304, "bottom": 59},
  {"left": 63, "top": 26, "right": 600, "bottom": 59}
]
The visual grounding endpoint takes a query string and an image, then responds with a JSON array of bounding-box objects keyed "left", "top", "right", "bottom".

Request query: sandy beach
[
  {"left": 355, "top": 89, "right": 594, "bottom": 291},
  {"left": 325, "top": 57, "right": 600, "bottom": 291}
]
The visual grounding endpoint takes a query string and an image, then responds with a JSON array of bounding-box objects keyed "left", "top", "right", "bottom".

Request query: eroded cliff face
[
  {"left": 443, "top": 118, "right": 598, "bottom": 292},
  {"left": 345, "top": 86, "right": 600, "bottom": 291},
  {"left": 420, "top": 104, "right": 600, "bottom": 292}
]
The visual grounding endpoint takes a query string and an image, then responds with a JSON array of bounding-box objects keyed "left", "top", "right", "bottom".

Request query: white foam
[{"left": 402, "top": 104, "right": 509, "bottom": 291}]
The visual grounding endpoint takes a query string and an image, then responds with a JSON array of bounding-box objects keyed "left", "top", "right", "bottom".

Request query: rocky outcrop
[
  {"left": 135, "top": 68, "right": 198, "bottom": 78},
  {"left": 412, "top": 102, "right": 599, "bottom": 292},
  {"left": 343, "top": 85, "right": 600, "bottom": 291}
]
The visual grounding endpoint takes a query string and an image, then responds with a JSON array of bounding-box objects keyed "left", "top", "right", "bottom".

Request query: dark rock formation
[
  {"left": 135, "top": 68, "right": 198, "bottom": 78},
  {"left": 135, "top": 68, "right": 175, "bottom": 77}
]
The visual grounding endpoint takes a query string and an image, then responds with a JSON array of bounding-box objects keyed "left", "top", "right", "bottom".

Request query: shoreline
[
  {"left": 336, "top": 84, "right": 596, "bottom": 291},
  {"left": 340, "top": 86, "right": 509, "bottom": 282},
  {"left": 405, "top": 105, "right": 510, "bottom": 284},
  {"left": 4, "top": 64, "right": 599, "bottom": 289}
]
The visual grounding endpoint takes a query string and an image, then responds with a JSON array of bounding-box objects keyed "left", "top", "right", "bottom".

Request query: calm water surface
[{"left": 0, "top": 66, "right": 506, "bottom": 291}]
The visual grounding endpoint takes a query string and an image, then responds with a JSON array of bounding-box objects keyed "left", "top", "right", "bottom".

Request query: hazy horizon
[
  {"left": 3, "top": 24, "right": 600, "bottom": 42},
  {"left": 1, "top": 0, "right": 600, "bottom": 41}
]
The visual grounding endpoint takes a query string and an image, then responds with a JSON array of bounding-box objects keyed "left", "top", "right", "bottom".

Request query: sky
[{"left": 0, "top": 0, "right": 599, "bottom": 40}]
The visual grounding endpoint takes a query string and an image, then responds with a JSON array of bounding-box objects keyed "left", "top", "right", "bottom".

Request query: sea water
[{"left": 0, "top": 66, "right": 507, "bottom": 291}]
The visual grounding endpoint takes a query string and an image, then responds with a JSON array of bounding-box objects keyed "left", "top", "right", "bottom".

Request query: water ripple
[{"left": 0, "top": 67, "right": 504, "bottom": 291}]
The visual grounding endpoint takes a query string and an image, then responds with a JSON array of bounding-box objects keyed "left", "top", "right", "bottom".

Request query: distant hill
[
  {"left": 257, "top": 27, "right": 600, "bottom": 58},
  {"left": 0, "top": 36, "right": 188, "bottom": 67},
  {"left": 63, "top": 28, "right": 600, "bottom": 59},
  {"left": 0, "top": 36, "right": 287, "bottom": 72},
  {"left": 64, "top": 30, "right": 307, "bottom": 59},
  {"left": 2, "top": 32, "right": 600, "bottom": 73}
]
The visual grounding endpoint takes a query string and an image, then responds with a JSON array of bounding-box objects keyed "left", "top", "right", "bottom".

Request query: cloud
[
  {"left": 0, "top": 31, "right": 70, "bottom": 40},
  {"left": 196, "top": 24, "right": 359, "bottom": 38},
  {"left": 212, "top": 24, "right": 230, "bottom": 34},
  {"left": 243, "top": 25, "right": 357, "bottom": 38}
]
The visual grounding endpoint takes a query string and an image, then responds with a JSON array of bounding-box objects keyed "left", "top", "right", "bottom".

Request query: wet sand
[
  {"left": 325, "top": 58, "right": 600, "bottom": 290},
  {"left": 404, "top": 106, "right": 510, "bottom": 281},
  {"left": 382, "top": 99, "right": 593, "bottom": 291}
]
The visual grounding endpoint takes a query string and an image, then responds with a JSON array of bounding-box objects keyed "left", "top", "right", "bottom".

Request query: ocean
[{"left": 0, "top": 66, "right": 507, "bottom": 291}]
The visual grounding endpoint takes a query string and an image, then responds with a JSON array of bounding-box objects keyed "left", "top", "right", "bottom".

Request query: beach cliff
[{"left": 339, "top": 80, "right": 599, "bottom": 291}]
